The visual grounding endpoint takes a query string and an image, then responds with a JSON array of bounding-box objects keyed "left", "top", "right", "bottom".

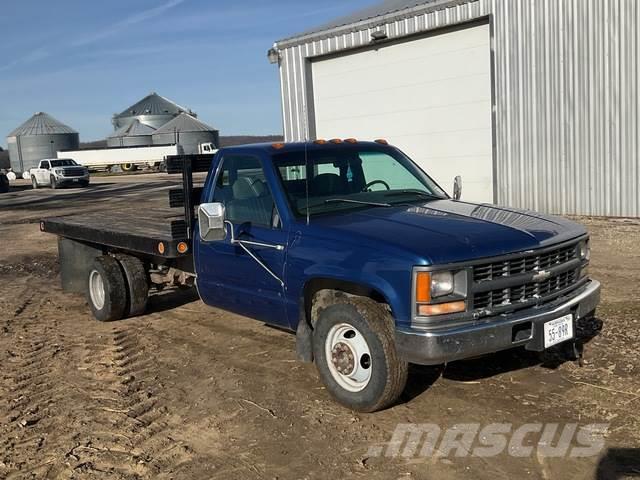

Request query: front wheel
[
  {"left": 312, "top": 296, "right": 408, "bottom": 412},
  {"left": 50, "top": 175, "right": 57, "bottom": 189},
  {"left": 31, "top": 176, "right": 38, "bottom": 189}
]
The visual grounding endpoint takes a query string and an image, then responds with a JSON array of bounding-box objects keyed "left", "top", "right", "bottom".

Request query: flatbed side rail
[{"left": 165, "top": 154, "right": 214, "bottom": 240}]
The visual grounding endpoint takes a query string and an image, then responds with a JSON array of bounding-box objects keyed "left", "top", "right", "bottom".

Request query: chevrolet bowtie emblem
[{"left": 532, "top": 270, "right": 551, "bottom": 282}]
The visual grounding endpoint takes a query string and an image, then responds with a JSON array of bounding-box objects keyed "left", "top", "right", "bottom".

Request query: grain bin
[
  {"left": 152, "top": 113, "right": 219, "bottom": 154},
  {"left": 107, "top": 120, "right": 155, "bottom": 147},
  {"left": 112, "top": 92, "right": 195, "bottom": 130},
  {"left": 6, "top": 112, "right": 79, "bottom": 175}
]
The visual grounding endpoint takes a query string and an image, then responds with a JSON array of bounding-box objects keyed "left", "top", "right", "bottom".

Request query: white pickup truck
[{"left": 30, "top": 158, "right": 90, "bottom": 189}]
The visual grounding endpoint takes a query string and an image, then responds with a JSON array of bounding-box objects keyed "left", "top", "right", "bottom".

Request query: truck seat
[{"left": 226, "top": 177, "right": 273, "bottom": 226}]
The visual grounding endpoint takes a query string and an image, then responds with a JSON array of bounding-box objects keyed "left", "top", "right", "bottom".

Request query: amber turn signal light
[
  {"left": 177, "top": 242, "right": 189, "bottom": 254},
  {"left": 418, "top": 301, "right": 466, "bottom": 316},
  {"left": 272, "top": 143, "right": 285, "bottom": 149},
  {"left": 415, "top": 272, "right": 432, "bottom": 303}
]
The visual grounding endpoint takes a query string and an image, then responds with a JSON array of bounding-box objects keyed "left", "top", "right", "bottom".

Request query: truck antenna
[{"left": 303, "top": 107, "right": 310, "bottom": 226}]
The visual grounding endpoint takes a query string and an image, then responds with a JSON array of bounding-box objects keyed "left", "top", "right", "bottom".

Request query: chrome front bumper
[{"left": 396, "top": 280, "right": 601, "bottom": 365}]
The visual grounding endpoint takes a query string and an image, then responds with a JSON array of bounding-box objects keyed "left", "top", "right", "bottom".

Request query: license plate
[
  {"left": 544, "top": 314, "right": 574, "bottom": 348},
  {"left": 73, "top": 178, "right": 79, "bottom": 182}
]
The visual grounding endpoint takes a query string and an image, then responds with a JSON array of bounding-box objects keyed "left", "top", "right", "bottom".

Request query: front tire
[
  {"left": 87, "top": 256, "right": 127, "bottom": 322},
  {"left": 31, "top": 176, "right": 38, "bottom": 189},
  {"left": 50, "top": 175, "right": 58, "bottom": 189},
  {"left": 312, "top": 295, "right": 408, "bottom": 412}
]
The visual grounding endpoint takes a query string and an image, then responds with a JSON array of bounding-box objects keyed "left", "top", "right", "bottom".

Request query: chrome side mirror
[
  {"left": 198, "top": 202, "right": 227, "bottom": 241},
  {"left": 453, "top": 176, "right": 462, "bottom": 201}
]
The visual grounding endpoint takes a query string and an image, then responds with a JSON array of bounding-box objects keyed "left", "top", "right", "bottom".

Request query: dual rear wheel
[{"left": 87, "top": 255, "right": 149, "bottom": 322}]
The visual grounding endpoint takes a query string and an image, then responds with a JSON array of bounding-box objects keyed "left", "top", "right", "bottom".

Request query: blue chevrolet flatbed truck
[{"left": 42, "top": 141, "right": 601, "bottom": 412}]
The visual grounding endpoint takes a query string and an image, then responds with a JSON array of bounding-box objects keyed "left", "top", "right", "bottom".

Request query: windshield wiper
[
  {"left": 384, "top": 190, "right": 443, "bottom": 200},
  {"left": 324, "top": 198, "right": 392, "bottom": 207},
  {"left": 304, "top": 198, "right": 392, "bottom": 212}
]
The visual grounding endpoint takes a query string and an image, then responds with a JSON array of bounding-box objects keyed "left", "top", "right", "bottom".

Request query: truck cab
[{"left": 193, "top": 141, "right": 600, "bottom": 411}]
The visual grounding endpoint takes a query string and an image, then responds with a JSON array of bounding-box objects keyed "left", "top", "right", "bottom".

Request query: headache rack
[
  {"left": 165, "top": 154, "right": 214, "bottom": 241},
  {"left": 470, "top": 239, "right": 587, "bottom": 314}
]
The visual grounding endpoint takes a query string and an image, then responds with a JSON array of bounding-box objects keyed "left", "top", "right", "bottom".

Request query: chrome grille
[
  {"left": 473, "top": 269, "right": 579, "bottom": 310},
  {"left": 61, "top": 168, "right": 86, "bottom": 177},
  {"left": 473, "top": 244, "right": 578, "bottom": 283},
  {"left": 472, "top": 242, "right": 582, "bottom": 311}
]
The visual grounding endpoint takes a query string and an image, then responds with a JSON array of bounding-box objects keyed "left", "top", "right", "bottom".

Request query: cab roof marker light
[
  {"left": 329, "top": 138, "right": 343, "bottom": 144},
  {"left": 272, "top": 143, "right": 285, "bottom": 149},
  {"left": 344, "top": 138, "right": 358, "bottom": 144},
  {"left": 374, "top": 139, "right": 389, "bottom": 145},
  {"left": 314, "top": 139, "right": 327, "bottom": 145}
]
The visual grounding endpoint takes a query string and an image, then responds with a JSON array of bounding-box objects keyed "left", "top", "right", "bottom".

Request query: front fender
[{"left": 299, "top": 264, "right": 412, "bottom": 327}]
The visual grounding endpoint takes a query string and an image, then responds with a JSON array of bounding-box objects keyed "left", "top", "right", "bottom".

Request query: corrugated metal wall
[{"left": 275, "top": 0, "right": 639, "bottom": 217}]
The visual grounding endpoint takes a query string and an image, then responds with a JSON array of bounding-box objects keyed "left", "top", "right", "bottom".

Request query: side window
[
  {"left": 43, "top": 161, "right": 50, "bottom": 169},
  {"left": 212, "top": 155, "right": 278, "bottom": 228}
]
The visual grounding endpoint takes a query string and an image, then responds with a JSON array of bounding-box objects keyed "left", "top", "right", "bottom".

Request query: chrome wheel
[
  {"left": 325, "top": 323, "right": 372, "bottom": 392},
  {"left": 89, "top": 270, "right": 105, "bottom": 310}
]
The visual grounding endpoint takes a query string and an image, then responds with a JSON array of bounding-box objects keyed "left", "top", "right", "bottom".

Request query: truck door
[
  {"left": 39, "top": 161, "right": 50, "bottom": 184},
  {"left": 195, "top": 153, "right": 289, "bottom": 328}
]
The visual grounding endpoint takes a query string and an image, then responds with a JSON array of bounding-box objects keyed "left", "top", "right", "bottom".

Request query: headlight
[
  {"left": 579, "top": 240, "right": 591, "bottom": 261},
  {"left": 430, "top": 271, "right": 454, "bottom": 298},
  {"left": 414, "top": 269, "right": 467, "bottom": 317}
]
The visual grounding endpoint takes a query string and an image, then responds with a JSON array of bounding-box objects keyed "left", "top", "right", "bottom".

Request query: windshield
[
  {"left": 50, "top": 159, "right": 77, "bottom": 167},
  {"left": 273, "top": 146, "right": 447, "bottom": 217}
]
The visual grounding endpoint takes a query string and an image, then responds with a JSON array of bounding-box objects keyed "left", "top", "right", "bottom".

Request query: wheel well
[{"left": 303, "top": 278, "right": 390, "bottom": 328}]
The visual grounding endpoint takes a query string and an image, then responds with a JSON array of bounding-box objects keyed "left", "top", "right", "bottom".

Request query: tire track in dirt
[
  {"left": 0, "top": 294, "right": 67, "bottom": 478},
  {"left": 0, "top": 278, "right": 195, "bottom": 478}
]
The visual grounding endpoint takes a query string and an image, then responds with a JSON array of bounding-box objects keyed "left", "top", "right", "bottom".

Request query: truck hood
[{"left": 310, "top": 200, "right": 586, "bottom": 265}]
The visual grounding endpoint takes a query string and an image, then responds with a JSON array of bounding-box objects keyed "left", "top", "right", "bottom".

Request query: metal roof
[
  {"left": 8, "top": 112, "right": 78, "bottom": 137},
  {"left": 276, "top": 0, "right": 461, "bottom": 46},
  {"left": 153, "top": 113, "right": 217, "bottom": 134},
  {"left": 113, "top": 92, "right": 194, "bottom": 120},
  {"left": 109, "top": 119, "right": 156, "bottom": 138}
]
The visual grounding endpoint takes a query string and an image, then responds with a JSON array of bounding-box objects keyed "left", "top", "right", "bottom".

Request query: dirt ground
[{"left": 0, "top": 176, "right": 639, "bottom": 479}]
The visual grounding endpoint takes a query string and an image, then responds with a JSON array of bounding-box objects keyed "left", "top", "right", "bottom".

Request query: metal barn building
[
  {"left": 152, "top": 113, "right": 219, "bottom": 155},
  {"left": 7, "top": 112, "right": 79, "bottom": 175},
  {"left": 270, "top": 0, "right": 639, "bottom": 217},
  {"left": 112, "top": 92, "right": 196, "bottom": 130}
]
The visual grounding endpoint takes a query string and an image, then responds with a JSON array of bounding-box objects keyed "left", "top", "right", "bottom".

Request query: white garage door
[{"left": 311, "top": 24, "right": 494, "bottom": 203}]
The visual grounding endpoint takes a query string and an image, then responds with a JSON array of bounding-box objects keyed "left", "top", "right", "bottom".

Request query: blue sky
[{"left": 0, "top": 0, "right": 377, "bottom": 144}]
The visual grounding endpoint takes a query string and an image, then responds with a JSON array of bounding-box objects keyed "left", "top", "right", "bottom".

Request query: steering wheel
[{"left": 365, "top": 180, "right": 391, "bottom": 191}]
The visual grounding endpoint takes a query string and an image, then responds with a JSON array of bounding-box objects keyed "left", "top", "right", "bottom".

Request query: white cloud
[
  {"left": 1, "top": 0, "right": 187, "bottom": 72},
  {"left": 71, "top": 0, "right": 186, "bottom": 47}
]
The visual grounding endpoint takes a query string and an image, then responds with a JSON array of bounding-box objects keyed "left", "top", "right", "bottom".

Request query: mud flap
[
  {"left": 59, "top": 237, "right": 103, "bottom": 294},
  {"left": 296, "top": 314, "right": 314, "bottom": 363}
]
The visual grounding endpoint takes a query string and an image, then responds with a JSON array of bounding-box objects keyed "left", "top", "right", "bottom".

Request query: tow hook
[{"left": 563, "top": 340, "right": 584, "bottom": 366}]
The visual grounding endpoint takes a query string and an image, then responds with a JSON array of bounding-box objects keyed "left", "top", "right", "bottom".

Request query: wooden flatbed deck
[{"left": 42, "top": 207, "right": 191, "bottom": 258}]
